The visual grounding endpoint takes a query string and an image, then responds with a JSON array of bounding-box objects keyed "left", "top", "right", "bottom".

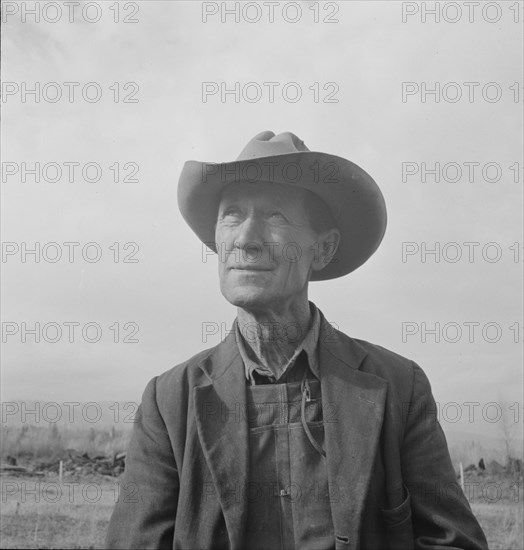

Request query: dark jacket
[{"left": 106, "top": 314, "right": 488, "bottom": 550}]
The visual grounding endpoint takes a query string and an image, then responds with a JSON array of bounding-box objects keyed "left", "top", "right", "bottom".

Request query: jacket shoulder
[
  {"left": 336, "top": 330, "right": 421, "bottom": 394},
  {"left": 153, "top": 345, "right": 218, "bottom": 404},
  {"left": 341, "top": 333, "right": 434, "bottom": 419},
  {"left": 354, "top": 337, "right": 415, "bottom": 374}
]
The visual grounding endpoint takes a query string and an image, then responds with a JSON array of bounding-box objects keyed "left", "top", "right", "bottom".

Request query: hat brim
[{"left": 177, "top": 152, "right": 387, "bottom": 281}]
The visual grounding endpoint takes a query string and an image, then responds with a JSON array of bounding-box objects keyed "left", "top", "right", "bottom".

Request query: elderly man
[{"left": 106, "top": 132, "right": 488, "bottom": 550}]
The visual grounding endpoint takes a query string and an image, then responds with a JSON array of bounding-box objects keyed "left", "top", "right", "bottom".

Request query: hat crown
[{"left": 236, "top": 131, "right": 310, "bottom": 161}]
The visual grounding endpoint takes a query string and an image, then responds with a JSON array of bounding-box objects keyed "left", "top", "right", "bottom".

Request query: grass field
[
  {"left": 471, "top": 503, "right": 524, "bottom": 550},
  {"left": 0, "top": 474, "right": 115, "bottom": 549},
  {"left": 1, "top": 473, "right": 523, "bottom": 549}
]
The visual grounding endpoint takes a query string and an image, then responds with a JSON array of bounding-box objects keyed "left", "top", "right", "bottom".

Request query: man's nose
[{"left": 234, "top": 216, "right": 265, "bottom": 258}]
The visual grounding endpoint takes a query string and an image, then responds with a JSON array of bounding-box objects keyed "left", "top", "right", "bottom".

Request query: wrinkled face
[{"left": 215, "top": 182, "right": 337, "bottom": 312}]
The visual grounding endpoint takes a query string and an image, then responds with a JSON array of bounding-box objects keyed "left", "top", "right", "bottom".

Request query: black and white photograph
[{"left": 1, "top": 1, "right": 523, "bottom": 549}]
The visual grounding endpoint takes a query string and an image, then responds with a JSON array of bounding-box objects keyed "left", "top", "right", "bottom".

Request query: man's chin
[{"left": 221, "top": 286, "right": 274, "bottom": 310}]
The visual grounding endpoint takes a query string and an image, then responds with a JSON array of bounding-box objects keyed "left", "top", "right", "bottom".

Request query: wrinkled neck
[{"left": 236, "top": 301, "right": 312, "bottom": 373}]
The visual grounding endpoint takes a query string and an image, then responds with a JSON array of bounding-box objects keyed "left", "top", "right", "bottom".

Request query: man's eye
[
  {"left": 269, "top": 212, "right": 289, "bottom": 224},
  {"left": 222, "top": 208, "right": 239, "bottom": 217}
]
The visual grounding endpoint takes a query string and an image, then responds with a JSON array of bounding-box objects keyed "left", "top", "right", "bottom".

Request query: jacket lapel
[
  {"left": 319, "top": 317, "right": 388, "bottom": 550},
  {"left": 193, "top": 326, "right": 249, "bottom": 550}
]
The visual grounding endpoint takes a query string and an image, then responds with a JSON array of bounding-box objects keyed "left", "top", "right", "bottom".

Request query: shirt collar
[{"left": 235, "top": 302, "right": 321, "bottom": 384}]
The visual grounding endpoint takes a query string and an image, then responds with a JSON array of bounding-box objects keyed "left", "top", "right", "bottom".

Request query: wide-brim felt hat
[{"left": 177, "top": 131, "right": 387, "bottom": 281}]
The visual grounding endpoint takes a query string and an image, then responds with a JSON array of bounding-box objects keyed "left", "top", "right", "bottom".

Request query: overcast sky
[{"left": 1, "top": 1, "right": 522, "bottom": 437}]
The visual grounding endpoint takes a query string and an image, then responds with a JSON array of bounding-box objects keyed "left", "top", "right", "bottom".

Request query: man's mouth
[{"left": 229, "top": 266, "right": 272, "bottom": 272}]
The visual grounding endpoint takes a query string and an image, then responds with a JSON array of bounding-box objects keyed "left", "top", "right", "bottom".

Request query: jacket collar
[{"left": 194, "top": 310, "right": 387, "bottom": 550}]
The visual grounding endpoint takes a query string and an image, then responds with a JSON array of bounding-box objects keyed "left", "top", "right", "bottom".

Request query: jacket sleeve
[
  {"left": 106, "top": 376, "right": 179, "bottom": 549},
  {"left": 402, "top": 363, "right": 488, "bottom": 550}
]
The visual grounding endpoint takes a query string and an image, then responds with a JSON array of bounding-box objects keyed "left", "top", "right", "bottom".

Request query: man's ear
[{"left": 311, "top": 228, "right": 341, "bottom": 272}]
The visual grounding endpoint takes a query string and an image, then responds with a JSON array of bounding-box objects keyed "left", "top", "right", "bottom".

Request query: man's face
[{"left": 215, "top": 182, "right": 335, "bottom": 312}]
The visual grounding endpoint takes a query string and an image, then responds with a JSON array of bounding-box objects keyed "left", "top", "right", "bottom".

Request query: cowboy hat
[{"left": 177, "top": 131, "right": 387, "bottom": 281}]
